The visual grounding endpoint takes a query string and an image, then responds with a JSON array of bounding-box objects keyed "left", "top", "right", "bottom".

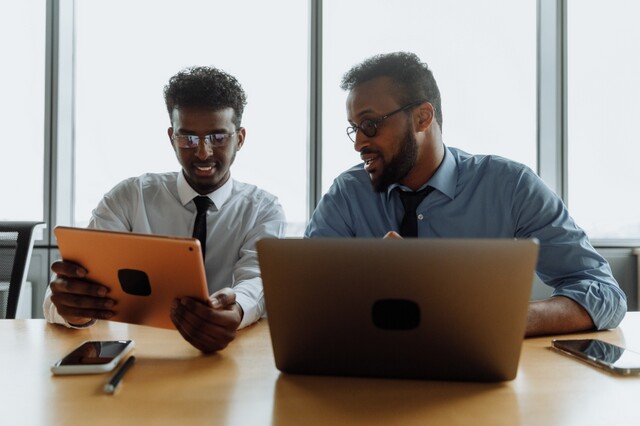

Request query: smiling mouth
[
  {"left": 194, "top": 164, "right": 215, "bottom": 176},
  {"left": 362, "top": 154, "right": 380, "bottom": 173}
]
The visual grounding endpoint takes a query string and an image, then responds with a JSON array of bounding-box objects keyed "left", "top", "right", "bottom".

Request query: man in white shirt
[{"left": 43, "top": 66, "right": 286, "bottom": 353}]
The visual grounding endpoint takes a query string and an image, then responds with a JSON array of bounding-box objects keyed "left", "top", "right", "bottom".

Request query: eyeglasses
[
  {"left": 346, "top": 100, "right": 427, "bottom": 143},
  {"left": 172, "top": 132, "right": 236, "bottom": 149}
]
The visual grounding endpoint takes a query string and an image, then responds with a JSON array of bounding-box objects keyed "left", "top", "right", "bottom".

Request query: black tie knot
[
  {"left": 193, "top": 196, "right": 213, "bottom": 213},
  {"left": 397, "top": 186, "right": 434, "bottom": 210}
]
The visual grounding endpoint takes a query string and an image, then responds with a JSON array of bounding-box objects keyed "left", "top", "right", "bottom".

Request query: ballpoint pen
[{"left": 104, "top": 355, "right": 136, "bottom": 394}]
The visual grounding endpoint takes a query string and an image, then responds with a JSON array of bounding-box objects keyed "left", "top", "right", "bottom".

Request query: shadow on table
[{"left": 271, "top": 373, "right": 520, "bottom": 425}]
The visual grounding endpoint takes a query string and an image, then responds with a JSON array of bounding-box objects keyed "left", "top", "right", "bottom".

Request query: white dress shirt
[{"left": 43, "top": 171, "right": 286, "bottom": 329}]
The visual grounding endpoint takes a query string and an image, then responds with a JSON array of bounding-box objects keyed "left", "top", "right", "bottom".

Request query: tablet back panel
[
  {"left": 55, "top": 226, "right": 209, "bottom": 329},
  {"left": 257, "top": 238, "right": 539, "bottom": 382}
]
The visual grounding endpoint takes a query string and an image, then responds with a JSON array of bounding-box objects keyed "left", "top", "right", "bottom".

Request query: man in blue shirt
[{"left": 305, "top": 52, "right": 626, "bottom": 336}]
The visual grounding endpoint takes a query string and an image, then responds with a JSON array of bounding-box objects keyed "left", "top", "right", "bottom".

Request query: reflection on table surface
[{"left": 2, "top": 313, "right": 640, "bottom": 425}]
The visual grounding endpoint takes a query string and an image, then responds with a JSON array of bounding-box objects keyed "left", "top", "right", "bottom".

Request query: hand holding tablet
[{"left": 54, "top": 226, "right": 210, "bottom": 329}]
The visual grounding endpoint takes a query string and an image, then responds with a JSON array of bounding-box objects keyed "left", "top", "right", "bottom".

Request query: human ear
[
  {"left": 167, "top": 127, "right": 174, "bottom": 147},
  {"left": 236, "top": 127, "right": 246, "bottom": 151},
  {"left": 415, "top": 103, "right": 435, "bottom": 132}
]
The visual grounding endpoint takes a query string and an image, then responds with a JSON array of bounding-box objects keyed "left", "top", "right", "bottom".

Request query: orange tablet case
[{"left": 54, "top": 226, "right": 210, "bottom": 329}]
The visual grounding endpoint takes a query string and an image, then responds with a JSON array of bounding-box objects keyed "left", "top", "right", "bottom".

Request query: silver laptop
[{"left": 256, "top": 238, "right": 539, "bottom": 382}]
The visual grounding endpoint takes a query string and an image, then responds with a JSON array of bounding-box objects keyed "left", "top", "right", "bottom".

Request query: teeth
[{"left": 196, "top": 166, "right": 212, "bottom": 171}]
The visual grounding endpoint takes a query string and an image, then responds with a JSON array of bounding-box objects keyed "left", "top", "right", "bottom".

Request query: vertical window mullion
[
  {"left": 537, "top": 0, "right": 567, "bottom": 200},
  {"left": 308, "top": 0, "right": 323, "bottom": 218},
  {"left": 48, "top": 0, "right": 76, "bottom": 240}
]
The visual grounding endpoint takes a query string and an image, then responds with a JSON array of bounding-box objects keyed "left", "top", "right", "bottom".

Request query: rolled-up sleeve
[
  {"left": 552, "top": 280, "right": 627, "bottom": 330},
  {"left": 513, "top": 168, "right": 627, "bottom": 329}
]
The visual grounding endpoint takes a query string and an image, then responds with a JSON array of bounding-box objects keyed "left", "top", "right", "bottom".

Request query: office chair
[{"left": 0, "top": 221, "right": 45, "bottom": 319}]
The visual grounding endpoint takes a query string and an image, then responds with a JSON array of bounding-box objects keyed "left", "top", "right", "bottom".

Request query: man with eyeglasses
[
  {"left": 43, "top": 66, "right": 286, "bottom": 353},
  {"left": 306, "top": 52, "right": 626, "bottom": 336}
]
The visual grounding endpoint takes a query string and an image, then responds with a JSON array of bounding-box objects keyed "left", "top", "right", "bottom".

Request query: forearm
[{"left": 525, "top": 296, "right": 595, "bottom": 337}]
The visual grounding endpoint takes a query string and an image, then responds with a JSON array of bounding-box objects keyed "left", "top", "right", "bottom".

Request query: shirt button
[{"left": 417, "top": 214, "right": 424, "bottom": 220}]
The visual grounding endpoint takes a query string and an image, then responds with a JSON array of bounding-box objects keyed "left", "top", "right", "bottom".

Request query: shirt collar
[
  {"left": 177, "top": 171, "right": 233, "bottom": 209},
  {"left": 386, "top": 145, "right": 457, "bottom": 200}
]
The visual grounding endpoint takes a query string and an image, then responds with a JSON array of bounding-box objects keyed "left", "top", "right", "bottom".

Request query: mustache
[{"left": 359, "top": 147, "right": 381, "bottom": 157}]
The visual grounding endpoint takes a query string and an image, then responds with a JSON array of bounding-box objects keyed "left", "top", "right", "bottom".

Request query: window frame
[{"left": 38, "top": 0, "right": 640, "bottom": 247}]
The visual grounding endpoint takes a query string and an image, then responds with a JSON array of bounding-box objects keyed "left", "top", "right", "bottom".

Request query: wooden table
[{"left": 2, "top": 314, "right": 640, "bottom": 425}]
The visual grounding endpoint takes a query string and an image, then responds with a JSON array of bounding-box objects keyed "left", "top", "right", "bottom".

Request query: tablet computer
[{"left": 54, "top": 226, "right": 210, "bottom": 329}]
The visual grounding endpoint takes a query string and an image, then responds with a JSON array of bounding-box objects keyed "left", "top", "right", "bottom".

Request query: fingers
[
  {"left": 50, "top": 275, "right": 110, "bottom": 298},
  {"left": 172, "top": 311, "right": 232, "bottom": 353},
  {"left": 49, "top": 264, "right": 116, "bottom": 323},
  {"left": 50, "top": 290, "right": 116, "bottom": 323},
  {"left": 50, "top": 290, "right": 116, "bottom": 321},
  {"left": 383, "top": 231, "right": 403, "bottom": 239},
  {"left": 51, "top": 260, "right": 88, "bottom": 278},
  {"left": 210, "top": 287, "right": 237, "bottom": 309},
  {"left": 170, "top": 297, "right": 241, "bottom": 354}
]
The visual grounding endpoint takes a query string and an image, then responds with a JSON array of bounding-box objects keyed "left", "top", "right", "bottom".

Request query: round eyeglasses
[{"left": 346, "top": 100, "right": 427, "bottom": 143}]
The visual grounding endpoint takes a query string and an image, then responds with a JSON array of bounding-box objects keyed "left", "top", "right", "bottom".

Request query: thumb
[{"left": 211, "top": 287, "right": 237, "bottom": 308}]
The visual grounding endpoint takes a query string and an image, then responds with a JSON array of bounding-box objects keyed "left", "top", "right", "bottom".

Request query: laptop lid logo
[{"left": 372, "top": 299, "right": 420, "bottom": 330}]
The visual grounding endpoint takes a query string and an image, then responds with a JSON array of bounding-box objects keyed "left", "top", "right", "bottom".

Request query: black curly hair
[
  {"left": 340, "top": 52, "right": 443, "bottom": 130},
  {"left": 163, "top": 66, "right": 247, "bottom": 128}
]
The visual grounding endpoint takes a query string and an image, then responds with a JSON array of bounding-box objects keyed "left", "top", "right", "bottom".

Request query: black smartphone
[
  {"left": 51, "top": 340, "right": 134, "bottom": 375},
  {"left": 551, "top": 338, "right": 640, "bottom": 376}
]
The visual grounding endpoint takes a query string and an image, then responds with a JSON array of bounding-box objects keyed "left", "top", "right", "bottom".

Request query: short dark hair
[
  {"left": 163, "top": 66, "right": 247, "bottom": 128},
  {"left": 340, "top": 52, "right": 443, "bottom": 130}
]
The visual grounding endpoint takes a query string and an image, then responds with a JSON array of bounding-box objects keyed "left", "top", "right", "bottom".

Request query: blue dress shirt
[{"left": 305, "top": 146, "right": 627, "bottom": 330}]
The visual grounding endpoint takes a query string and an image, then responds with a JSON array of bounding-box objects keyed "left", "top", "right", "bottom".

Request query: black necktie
[
  {"left": 397, "top": 187, "right": 434, "bottom": 237},
  {"left": 192, "top": 196, "right": 213, "bottom": 259}
]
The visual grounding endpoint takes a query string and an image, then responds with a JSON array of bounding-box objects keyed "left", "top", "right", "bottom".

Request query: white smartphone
[
  {"left": 551, "top": 338, "right": 640, "bottom": 376},
  {"left": 51, "top": 340, "right": 134, "bottom": 375}
]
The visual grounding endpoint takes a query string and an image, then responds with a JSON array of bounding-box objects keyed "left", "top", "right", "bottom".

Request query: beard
[{"left": 371, "top": 126, "right": 418, "bottom": 192}]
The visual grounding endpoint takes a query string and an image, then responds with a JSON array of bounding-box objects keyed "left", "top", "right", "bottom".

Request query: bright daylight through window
[
  {"left": 0, "top": 0, "right": 45, "bottom": 222},
  {"left": 567, "top": 0, "right": 640, "bottom": 239},
  {"left": 74, "top": 0, "right": 308, "bottom": 236}
]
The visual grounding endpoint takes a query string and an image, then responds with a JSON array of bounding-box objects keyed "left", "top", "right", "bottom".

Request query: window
[
  {"left": 567, "top": 0, "right": 640, "bottom": 239},
  {"left": 74, "top": 0, "right": 308, "bottom": 235},
  {"left": 0, "top": 0, "right": 46, "bottom": 221},
  {"left": 322, "top": 0, "right": 536, "bottom": 193}
]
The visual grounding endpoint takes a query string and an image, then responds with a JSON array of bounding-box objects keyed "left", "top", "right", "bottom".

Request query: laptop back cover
[{"left": 257, "top": 238, "right": 539, "bottom": 382}]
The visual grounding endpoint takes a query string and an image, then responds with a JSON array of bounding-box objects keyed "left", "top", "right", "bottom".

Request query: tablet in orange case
[{"left": 54, "top": 226, "right": 210, "bottom": 329}]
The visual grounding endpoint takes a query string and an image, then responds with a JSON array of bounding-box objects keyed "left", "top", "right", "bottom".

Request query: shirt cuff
[
  {"left": 553, "top": 281, "right": 627, "bottom": 330},
  {"left": 234, "top": 292, "right": 263, "bottom": 329}
]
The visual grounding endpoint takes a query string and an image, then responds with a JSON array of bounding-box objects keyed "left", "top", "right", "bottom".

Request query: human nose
[
  {"left": 353, "top": 130, "right": 369, "bottom": 153},
  {"left": 195, "top": 138, "right": 213, "bottom": 160}
]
